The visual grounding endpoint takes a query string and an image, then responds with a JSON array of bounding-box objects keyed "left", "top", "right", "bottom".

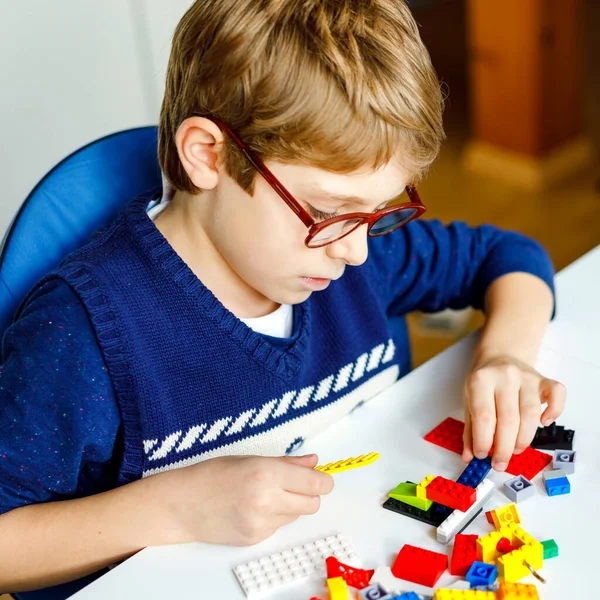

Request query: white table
[{"left": 72, "top": 246, "right": 600, "bottom": 600}]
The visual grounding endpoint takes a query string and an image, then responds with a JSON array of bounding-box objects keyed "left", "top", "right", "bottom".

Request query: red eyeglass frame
[{"left": 205, "top": 116, "right": 427, "bottom": 248}]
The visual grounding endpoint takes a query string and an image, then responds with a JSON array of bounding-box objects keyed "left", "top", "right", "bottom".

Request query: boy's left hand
[{"left": 462, "top": 355, "right": 566, "bottom": 471}]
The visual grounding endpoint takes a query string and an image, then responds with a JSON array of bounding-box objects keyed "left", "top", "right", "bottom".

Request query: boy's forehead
[{"left": 268, "top": 160, "right": 411, "bottom": 203}]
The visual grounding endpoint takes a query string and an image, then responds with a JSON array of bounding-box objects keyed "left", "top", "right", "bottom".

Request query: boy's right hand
[{"left": 161, "top": 453, "right": 334, "bottom": 546}]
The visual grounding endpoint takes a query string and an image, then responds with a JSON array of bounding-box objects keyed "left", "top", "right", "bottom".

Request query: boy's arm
[
  {"left": 0, "top": 454, "right": 332, "bottom": 593},
  {"left": 0, "top": 471, "right": 177, "bottom": 592},
  {"left": 463, "top": 272, "right": 566, "bottom": 470},
  {"left": 368, "top": 219, "right": 563, "bottom": 468}
]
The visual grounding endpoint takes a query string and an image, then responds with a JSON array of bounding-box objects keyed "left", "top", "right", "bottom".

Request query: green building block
[
  {"left": 541, "top": 539, "right": 559, "bottom": 559},
  {"left": 388, "top": 482, "right": 433, "bottom": 511}
]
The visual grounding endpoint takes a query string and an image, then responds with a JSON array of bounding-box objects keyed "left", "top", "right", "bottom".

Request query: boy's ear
[{"left": 175, "top": 117, "right": 225, "bottom": 191}]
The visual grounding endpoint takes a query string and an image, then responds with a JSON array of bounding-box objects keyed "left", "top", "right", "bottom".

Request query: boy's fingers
[
  {"left": 278, "top": 492, "right": 322, "bottom": 517},
  {"left": 280, "top": 461, "right": 334, "bottom": 496},
  {"left": 282, "top": 454, "right": 319, "bottom": 468},
  {"left": 492, "top": 385, "right": 520, "bottom": 470},
  {"left": 462, "top": 411, "right": 474, "bottom": 463},
  {"left": 540, "top": 379, "right": 567, "bottom": 425},
  {"left": 514, "top": 385, "right": 542, "bottom": 452},
  {"left": 467, "top": 375, "right": 496, "bottom": 460}
]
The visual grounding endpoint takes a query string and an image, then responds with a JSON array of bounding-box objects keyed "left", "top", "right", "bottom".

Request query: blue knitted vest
[{"left": 25, "top": 195, "right": 405, "bottom": 485}]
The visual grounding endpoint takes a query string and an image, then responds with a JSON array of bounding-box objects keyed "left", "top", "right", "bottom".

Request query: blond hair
[{"left": 159, "top": 0, "right": 445, "bottom": 194}]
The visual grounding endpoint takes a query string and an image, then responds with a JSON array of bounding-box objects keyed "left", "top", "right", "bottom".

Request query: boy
[{"left": 0, "top": 0, "right": 565, "bottom": 592}]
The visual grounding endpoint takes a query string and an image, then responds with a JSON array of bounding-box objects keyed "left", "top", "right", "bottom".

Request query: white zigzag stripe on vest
[
  {"left": 144, "top": 338, "right": 396, "bottom": 463},
  {"left": 142, "top": 363, "right": 399, "bottom": 477}
]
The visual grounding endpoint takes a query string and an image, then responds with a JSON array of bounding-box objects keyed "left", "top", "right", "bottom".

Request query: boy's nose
[{"left": 326, "top": 224, "right": 369, "bottom": 266}]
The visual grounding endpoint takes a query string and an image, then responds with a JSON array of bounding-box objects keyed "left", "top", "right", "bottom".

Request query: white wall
[{"left": 0, "top": 0, "right": 193, "bottom": 237}]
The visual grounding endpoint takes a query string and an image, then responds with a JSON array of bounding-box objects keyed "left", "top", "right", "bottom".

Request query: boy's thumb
[{"left": 283, "top": 453, "right": 319, "bottom": 467}]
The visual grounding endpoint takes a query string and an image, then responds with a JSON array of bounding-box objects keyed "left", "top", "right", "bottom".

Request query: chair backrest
[{"left": 0, "top": 126, "right": 161, "bottom": 338}]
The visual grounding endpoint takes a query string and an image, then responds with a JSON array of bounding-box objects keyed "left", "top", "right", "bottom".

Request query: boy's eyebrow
[{"left": 302, "top": 183, "right": 405, "bottom": 206}]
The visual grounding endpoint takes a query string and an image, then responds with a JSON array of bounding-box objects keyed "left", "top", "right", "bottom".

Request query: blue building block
[
  {"left": 394, "top": 593, "right": 420, "bottom": 600},
  {"left": 543, "top": 470, "right": 570, "bottom": 496},
  {"left": 545, "top": 477, "right": 570, "bottom": 496},
  {"left": 466, "top": 561, "right": 498, "bottom": 587},
  {"left": 456, "top": 457, "right": 492, "bottom": 488}
]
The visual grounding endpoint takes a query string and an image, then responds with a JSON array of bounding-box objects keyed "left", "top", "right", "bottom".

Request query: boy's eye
[{"left": 307, "top": 205, "right": 340, "bottom": 221}]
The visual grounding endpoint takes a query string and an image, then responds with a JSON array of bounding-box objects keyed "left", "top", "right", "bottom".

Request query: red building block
[
  {"left": 450, "top": 533, "right": 478, "bottom": 576},
  {"left": 505, "top": 446, "right": 552, "bottom": 480},
  {"left": 426, "top": 418, "right": 552, "bottom": 481},
  {"left": 425, "top": 476, "right": 477, "bottom": 512},
  {"left": 325, "top": 557, "right": 374, "bottom": 590},
  {"left": 392, "top": 544, "right": 447, "bottom": 587},
  {"left": 485, "top": 510, "right": 494, "bottom": 525},
  {"left": 424, "top": 418, "right": 464, "bottom": 454}
]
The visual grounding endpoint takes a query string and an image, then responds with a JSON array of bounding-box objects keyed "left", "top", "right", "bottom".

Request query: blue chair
[
  {"left": 1, "top": 126, "right": 161, "bottom": 599},
  {"left": 0, "top": 126, "right": 161, "bottom": 340}
]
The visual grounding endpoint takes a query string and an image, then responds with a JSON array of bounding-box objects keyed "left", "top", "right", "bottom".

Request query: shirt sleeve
[
  {"left": 0, "top": 278, "right": 122, "bottom": 515},
  {"left": 367, "top": 219, "right": 555, "bottom": 316}
]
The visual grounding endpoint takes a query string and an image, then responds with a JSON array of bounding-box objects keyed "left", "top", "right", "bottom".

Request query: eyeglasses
[{"left": 206, "top": 116, "right": 427, "bottom": 248}]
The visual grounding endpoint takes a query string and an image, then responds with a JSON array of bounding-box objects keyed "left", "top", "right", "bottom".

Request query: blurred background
[{"left": 0, "top": 0, "right": 598, "bottom": 374}]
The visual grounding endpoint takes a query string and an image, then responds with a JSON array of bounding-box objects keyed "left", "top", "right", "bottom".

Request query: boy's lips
[{"left": 300, "top": 276, "right": 333, "bottom": 291}]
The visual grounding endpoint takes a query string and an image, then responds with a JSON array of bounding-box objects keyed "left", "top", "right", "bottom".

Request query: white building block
[
  {"left": 437, "top": 479, "right": 494, "bottom": 544},
  {"left": 233, "top": 533, "right": 359, "bottom": 598}
]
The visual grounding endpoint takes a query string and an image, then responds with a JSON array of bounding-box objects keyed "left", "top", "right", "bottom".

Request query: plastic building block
[
  {"left": 391, "top": 544, "right": 447, "bottom": 587},
  {"left": 433, "top": 590, "right": 495, "bottom": 599},
  {"left": 383, "top": 496, "right": 451, "bottom": 527},
  {"left": 545, "top": 478, "right": 570, "bottom": 496},
  {"left": 488, "top": 503, "right": 521, "bottom": 530},
  {"left": 456, "top": 457, "right": 492, "bottom": 488},
  {"left": 417, "top": 475, "right": 436, "bottom": 499},
  {"left": 357, "top": 583, "right": 393, "bottom": 599},
  {"left": 315, "top": 452, "right": 380, "bottom": 474},
  {"left": 497, "top": 580, "right": 540, "bottom": 599},
  {"left": 531, "top": 422, "right": 574, "bottom": 450},
  {"left": 368, "top": 566, "right": 402, "bottom": 596},
  {"left": 394, "top": 593, "right": 421, "bottom": 600},
  {"left": 233, "top": 533, "right": 359, "bottom": 598},
  {"left": 495, "top": 524, "right": 544, "bottom": 583},
  {"left": 541, "top": 539, "right": 559, "bottom": 559},
  {"left": 504, "top": 446, "right": 552, "bottom": 480},
  {"left": 426, "top": 476, "right": 476, "bottom": 512},
  {"left": 424, "top": 417, "right": 464, "bottom": 454},
  {"left": 543, "top": 470, "right": 570, "bottom": 496},
  {"left": 327, "top": 576, "right": 349, "bottom": 600},
  {"left": 553, "top": 449, "right": 576, "bottom": 473},
  {"left": 465, "top": 562, "right": 497, "bottom": 587},
  {"left": 484, "top": 510, "right": 494, "bottom": 525},
  {"left": 326, "top": 557, "right": 373, "bottom": 590},
  {"left": 389, "top": 482, "right": 433, "bottom": 511},
  {"left": 476, "top": 530, "right": 506, "bottom": 564},
  {"left": 496, "top": 538, "right": 516, "bottom": 554},
  {"left": 450, "top": 534, "right": 478, "bottom": 576},
  {"left": 502, "top": 475, "right": 534, "bottom": 503},
  {"left": 437, "top": 479, "right": 494, "bottom": 544},
  {"left": 543, "top": 468, "right": 567, "bottom": 480}
]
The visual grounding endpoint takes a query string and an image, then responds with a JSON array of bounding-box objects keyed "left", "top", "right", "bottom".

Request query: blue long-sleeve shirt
[{"left": 0, "top": 200, "right": 554, "bottom": 515}]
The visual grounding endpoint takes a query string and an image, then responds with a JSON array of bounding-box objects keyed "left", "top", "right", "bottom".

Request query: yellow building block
[
  {"left": 476, "top": 529, "right": 506, "bottom": 563},
  {"left": 496, "top": 525, "right": 543, "bottom": 583},
  {"left": 433, "top": 589, "right": 495, "bottom": 599},
  {"left": 488, "top": 503, "right": 521, "bottom": 530},
  {"left": 497, "top": 580, "right": 540, "bottom": 599},
  {"left": 326, "top": 576, "right": 349, "bottom": 600},
  {"left": 416, "top": 474, "right": 436, "bottom": 499},
  {"left": 315, "top": 452, "right": 380, "bottom": 475}
]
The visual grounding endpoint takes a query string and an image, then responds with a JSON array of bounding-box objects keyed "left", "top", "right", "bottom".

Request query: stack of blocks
[{"left": 542, "top": 469, "right": 570, "bottom": 496}]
